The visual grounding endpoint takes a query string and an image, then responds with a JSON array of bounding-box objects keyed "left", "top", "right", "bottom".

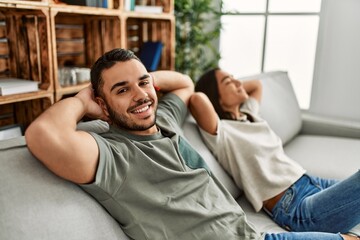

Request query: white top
[{"left": 199, "top": 98, "right": 306, "bottom": 212}]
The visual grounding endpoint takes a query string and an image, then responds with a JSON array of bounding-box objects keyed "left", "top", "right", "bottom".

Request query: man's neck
[{"left": 111, "top": 124, "right": 159, "bottom": 136}]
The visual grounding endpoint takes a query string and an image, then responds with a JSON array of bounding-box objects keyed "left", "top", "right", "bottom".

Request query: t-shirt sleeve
[
  {"left": 240, "top": 97, "right": 260, "bottom": 116},
  {"left": 198, "top": 116, "right": 222, "bottom": 155},
  {"left": 157, "top": 93, "right": 188, "bottom": 127},
  {"left": 80, "top": 133, "right": 128, "bottom": 201},
  {"left": 199, "top": 97, "right": 260, "bottom": 155}
]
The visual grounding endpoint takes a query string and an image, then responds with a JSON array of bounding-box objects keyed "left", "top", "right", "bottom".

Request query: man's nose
[{"left": 133, "top": 86, "right": 148, "bottom": 101}]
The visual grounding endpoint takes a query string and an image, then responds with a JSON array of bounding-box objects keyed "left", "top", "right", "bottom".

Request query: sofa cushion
[
  {"left": 284, "top": 135, "right": 360, "bottom": 180},
  {"left": 0, "top": 137, "right": 129, "bottom": 240},
  {"left": 240, "top": 71, "right": 302, "bottom": 145},
  {"left": 182, "top": 114, "right": 242, "bottom": 199},
  {"left": 237, "top": 197, "right": 285, "bottom": 233},
  {"left": 77, "top": 119, "right": 109, "bottom": 132}
]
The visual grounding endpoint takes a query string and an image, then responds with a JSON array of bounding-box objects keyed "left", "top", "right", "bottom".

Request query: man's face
[{"left": 97, "top": 59, "right": 158, "bottom": 135}]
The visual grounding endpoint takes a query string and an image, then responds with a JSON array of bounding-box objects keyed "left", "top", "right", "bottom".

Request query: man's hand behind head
[{"left": 75, "top": 85, "right": 110, "bottom": 123}]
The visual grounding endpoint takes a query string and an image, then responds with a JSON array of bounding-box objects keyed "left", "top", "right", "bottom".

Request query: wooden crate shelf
[
  {"left": 51, "top": 9, "right": 121, "bottom": 100},
  {"left": 125, "top": 11, "right": 174, "bottom": 20},
  {"left": 125, "top": 16, "right": 175, "bottom": 70},
  {"left": 0, "top": 5, "right": 53, "bottom": 129},
  {"left": 0, "top": 90, "right": 53, "bottom": 105},
  {"left": 0, "top": 0, "right": 175, "bottom": 129},
  {"left": 0, "top": 6, "right": 53, "bottom": 101},
  {"left": 49, "top": 0, "right": 120, "bottom": 10},
  {"left": 0, "top": 103, "right": 14, "bottom": 126},
  {"left": 137, "top": 0, "right": 173, "bottom": 14},
  {"left": 13, "top": 96, "right": 52, "bottom": 129},
  {"left": 0, "top": 1, "right": 48, "bottom": 8}
]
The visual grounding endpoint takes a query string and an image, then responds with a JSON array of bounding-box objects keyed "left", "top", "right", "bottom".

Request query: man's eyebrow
[
  {"left": 139, "top": 74, "right": 150, "bottom": 80},
  {"left": 110, "top": 81, "right": 127, "bottom": 92},
  {"left": 110, "top": 74, "right": 151, "bottom": 92}
]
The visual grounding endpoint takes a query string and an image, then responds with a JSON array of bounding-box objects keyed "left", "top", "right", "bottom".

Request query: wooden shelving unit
[
  {"left": 50, "top": 7, "right": 122, "bottom": 100},
  {"left": 0, "top": 0, "right": 175, "bottom": 129},
  {"left": 124, "top": 15, "right": 175, "bottom": 70},
  {"left": 0, "top": 1, "right": 48, "bottom": 8},
  {"left": 0, "top": 3, "right": 53, "bottom": 129}
]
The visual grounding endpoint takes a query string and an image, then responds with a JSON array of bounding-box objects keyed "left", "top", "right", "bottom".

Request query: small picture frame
[{"left": 0, "top": 124, "right": 23, "bottom": 141}]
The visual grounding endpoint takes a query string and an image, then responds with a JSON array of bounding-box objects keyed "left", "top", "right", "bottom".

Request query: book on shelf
[
  {"left": 58, "top": 0, "right": 110, "bottom": 8},
  {"left": 87, "top": 0, "right": 110, "bottom": 8},
  {"left": 0, "top": 78, "right": 39, "bottom": 96},
  {"left": 134, "top": 5, "right": 163, "bottom": 14},
  {"left": 124, "top": 0, "right": 135, "bottom": 11},
  {"left": 57, "top": 0, "right": 86, "bottom": 5},
  {"left": 0, "top": 124, "right": 23, "bottom": 141},
  {"left": 101, "top": 0, "right": 110, "bottom": 8},
  {"left": 139, "top": 41, "right": 163, "bottom": 72}
]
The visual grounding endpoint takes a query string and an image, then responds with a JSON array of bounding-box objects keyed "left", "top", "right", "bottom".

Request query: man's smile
[
  {"left": 132, "top": 105, "right": 150, "bottom": 114},
  {"left": 128, "top": 99, "right": 154, "bottom": 119}
]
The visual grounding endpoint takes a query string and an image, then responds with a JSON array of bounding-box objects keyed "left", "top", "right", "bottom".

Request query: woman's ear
[{"left": 219, "top": 97, "right": 225, "bottom": 109}]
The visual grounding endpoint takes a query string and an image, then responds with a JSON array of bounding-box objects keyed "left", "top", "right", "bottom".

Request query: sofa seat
[
  {"left": 284, "top": 135, "right": 360, "bottom": 179},
  {"left": 237, "top": 197, "right": 285, "bottom": 233},
  {"left": 234, "top": 133, "right": 360, "bottom": 234},
  {"left": 0, "top": 137, "right": 129, "bottom": 240}
]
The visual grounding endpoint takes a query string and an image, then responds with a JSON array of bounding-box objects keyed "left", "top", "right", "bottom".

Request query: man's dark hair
[
  {"left": 91, "top": 48, "right": 140, "bottom": 97},
  {"left": 195, "top": 68, "right": 233, "bottom": 120}
]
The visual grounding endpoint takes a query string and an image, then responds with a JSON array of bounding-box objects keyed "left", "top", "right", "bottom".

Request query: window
[{"left": 220, "top": 0, "right": 321, "bottom": 109}]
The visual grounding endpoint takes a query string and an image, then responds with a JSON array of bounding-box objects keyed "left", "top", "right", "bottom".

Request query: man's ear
[{"left": 96, "top": 97, "right": 110, "bottom": 117}]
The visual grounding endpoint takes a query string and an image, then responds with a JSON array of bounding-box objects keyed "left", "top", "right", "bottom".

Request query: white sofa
[{"left": 1, "top": 71, "right": 359, "bottom": 239}]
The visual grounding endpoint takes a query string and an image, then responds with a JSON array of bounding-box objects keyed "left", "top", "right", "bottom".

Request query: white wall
[{"left": 310, "top": 0, "right": 360, "bottom": 121}]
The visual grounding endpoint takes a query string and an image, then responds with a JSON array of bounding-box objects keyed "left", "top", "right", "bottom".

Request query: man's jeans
[{"left": 267, "top": 170, "right": 360, "bottom": 233}]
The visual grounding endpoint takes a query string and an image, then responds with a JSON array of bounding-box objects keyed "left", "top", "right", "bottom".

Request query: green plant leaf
[{"left": 175, "top": 0, "right": 223, "bottom": 81}]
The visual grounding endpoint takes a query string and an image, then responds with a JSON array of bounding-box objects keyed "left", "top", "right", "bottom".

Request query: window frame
[{"left": 220, "top": 0, "right": 322, "bottom": 109}]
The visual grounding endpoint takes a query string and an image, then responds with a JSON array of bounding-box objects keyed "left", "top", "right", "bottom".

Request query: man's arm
[
  {"left": 151, "top": 71, "right": 194, "bottom": 105},
  {"left": 243, "top": 79, "right": 262, "bottom": 103},
  {"left": 189, "top": 92, "right": 218, "bottom": 135},
  {"left": 25, "top": 86, "right": 105, "bottom": 184}
]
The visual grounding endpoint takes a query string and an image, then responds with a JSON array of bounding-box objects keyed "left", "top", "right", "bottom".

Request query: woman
[{"left": 189, "top": 67, "right": 360, "bottom": 234}]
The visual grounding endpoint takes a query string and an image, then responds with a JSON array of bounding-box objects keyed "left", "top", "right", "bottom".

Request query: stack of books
[
  {"left": 56, "top": 0, "right": 110, "bottom": 8},
  {"left": 0, "top": 78, "right": 39, "bottom": 96},
  {"left": 124, "top": 0, "right": 163, "bottom": 13},
  {"left": 0, "top": 124, "right": 23, "bottom": 141},
  {"left": 134, "top": 5, "right": 163, "bottom": 13}
]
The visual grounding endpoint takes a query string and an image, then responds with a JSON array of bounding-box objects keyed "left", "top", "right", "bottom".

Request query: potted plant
[{"left": 175, "top": 0, "right": 223, "bottom": 81}]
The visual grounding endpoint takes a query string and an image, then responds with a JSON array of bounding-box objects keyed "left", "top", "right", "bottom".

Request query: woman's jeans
[
  {"left": 266, "top": 170, "right": 360, "bottom": 233},
  {"left": 264, "top": 232, "right": 344, "bottom": 240}
]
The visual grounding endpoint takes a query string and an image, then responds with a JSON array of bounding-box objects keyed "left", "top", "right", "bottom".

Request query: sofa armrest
[{"left": 301, "top": 111, "right": 360, "bottom": 139}]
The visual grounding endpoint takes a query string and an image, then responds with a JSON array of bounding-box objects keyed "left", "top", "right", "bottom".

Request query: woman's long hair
[{"left": 195, "top": 68, "right": 234, "bottom": 120}]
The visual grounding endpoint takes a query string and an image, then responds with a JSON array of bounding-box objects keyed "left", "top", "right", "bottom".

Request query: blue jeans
[
  {"left": 267, "top": 170, "right": 360, "bottom": 233},
  {"left": 264, "top": 232, "right": 344, "bottom": 240}
]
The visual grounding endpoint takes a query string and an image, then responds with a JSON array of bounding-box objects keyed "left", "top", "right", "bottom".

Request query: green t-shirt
[{"left": 81, "top": 93, "right": 262, "bottom": 240}]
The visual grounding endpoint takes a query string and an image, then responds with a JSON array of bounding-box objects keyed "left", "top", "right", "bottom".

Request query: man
[{"left": 25, "top": 49, "right": 355, "bottom": 240}]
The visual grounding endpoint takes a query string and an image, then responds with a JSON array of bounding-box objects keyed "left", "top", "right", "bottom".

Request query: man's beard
[{"left": 105, "top": 99, "right": 156, "bottom": 132}]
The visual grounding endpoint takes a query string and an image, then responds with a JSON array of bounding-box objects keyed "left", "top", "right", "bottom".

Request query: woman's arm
[
  {"left": 189, "top": 92, "right": 218, "bottom": 135},
  {"left": 243, "top": 79, "right": 262, "bottom": 103}
]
